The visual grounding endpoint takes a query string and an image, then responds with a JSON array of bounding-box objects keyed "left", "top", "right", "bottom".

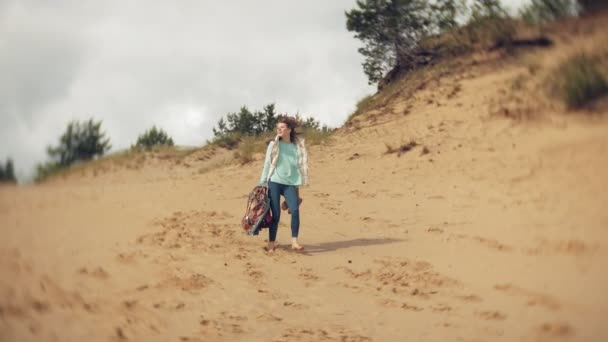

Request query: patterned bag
[{"left": 241, "top": 185, "right": 273, "bottom": 236}]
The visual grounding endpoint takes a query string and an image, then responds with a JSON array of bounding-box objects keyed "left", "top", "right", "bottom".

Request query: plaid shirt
[{"left": 263, "top": 135, "right": 309, "bottom": 186}]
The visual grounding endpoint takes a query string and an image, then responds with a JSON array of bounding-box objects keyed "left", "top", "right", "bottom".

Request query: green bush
[
  {"left": 212, "top": 103, "right": 332, "bottom": 150},
  {"left": 210, "top": 132, "right": 241, "bottom": 150},
  {"left": 35, "top": 118, "right": 111, "bottom": 182},
  {"left": 213, "top": 104, "right": 278, "bottom": 139},
  {"left": 46, "top": 119, "right": 111, "bottom": 167},
  {"left": 0, "top": 158, "right": 17, "bottom": 183},
  {"left": 553, "top": 54, "right": 608, "bottom": 108},
  {"left": 34, "top": 161, "right": 63, "bottom": 183},
  {"left": 134, "top": 126, "right": 174, "bottom": 149}
]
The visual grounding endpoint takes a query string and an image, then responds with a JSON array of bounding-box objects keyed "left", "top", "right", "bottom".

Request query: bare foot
[
  {"left": 291, "top": 244, "right": 304, "bottom": 251},
  {"left": 264, "top": 244, "right": 277, "bottom": 253}
]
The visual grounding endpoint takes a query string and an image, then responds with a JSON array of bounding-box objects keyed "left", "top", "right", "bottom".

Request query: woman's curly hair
[{"left": 277, "top": 114, "right": 299, "bottom": 142}]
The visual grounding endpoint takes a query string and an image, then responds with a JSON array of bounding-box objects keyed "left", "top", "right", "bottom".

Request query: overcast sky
[{"left": 1, "top": 0, "right": 528, "bottom": 181}]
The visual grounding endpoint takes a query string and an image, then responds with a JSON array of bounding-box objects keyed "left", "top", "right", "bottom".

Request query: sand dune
[{"left": 2, "top": 15, "right": 608, "bottom": 342}]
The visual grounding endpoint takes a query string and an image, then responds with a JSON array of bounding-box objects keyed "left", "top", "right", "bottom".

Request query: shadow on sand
[{"left": 300, "top": 237, "right": 403, "bottom": 254}]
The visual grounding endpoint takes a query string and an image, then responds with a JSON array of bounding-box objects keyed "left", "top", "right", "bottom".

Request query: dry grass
[
  {"left": 384, "top": 140, "right": 418, "bottom": 157},
  {"left": 548, "top": 53, "right": 608, "bottom": 109},
  {"left": 232, "top": 133, "right": 274, "bottom": 165},
  {"left": 346, "top": 94, "right": 376, "bottom": 123},
  {"left": 302, "top": 128, "right": 334, "bottom": 146}
]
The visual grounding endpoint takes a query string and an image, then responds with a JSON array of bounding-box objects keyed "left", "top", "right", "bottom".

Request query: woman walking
[{"left": 259, "top": 115, "right": 308, "bottom": 252}]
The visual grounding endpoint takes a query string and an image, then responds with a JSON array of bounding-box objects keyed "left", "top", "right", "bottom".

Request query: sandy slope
[{"left": 2, "top": 17, "right": 608, "bottom": 342}]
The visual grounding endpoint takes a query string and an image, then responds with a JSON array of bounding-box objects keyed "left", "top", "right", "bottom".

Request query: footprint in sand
[
  {"left": 139, "top": 210, "right": 241, "bottom": 253},
  {"left": 530, "top": 322, "right": 574, "bottom": 340},
  {"left": 350, "top": 189, "right": 376, "bottom": 198},
  {"left": 455, "top": 294, "right": 483, "bottom": 303},
  {"left": 379, "top": 299, "right": 424, "bottom": 311},
  {"left": 244, "top": 262, "right": 265, "bottom": 285},
  {"left": 449, "top": 234, "right": 513, "bottom": 252},
  {"left": 77, "top": 266, "right": 110, "bottom": 279},
  {"left": 431, "top": 303, "right": 453, "bottom": 313},
  {"left": 152, "top": 300, "right": 185, "bottom": 311},
  {"left": 494, "top": 284, "right": 561, "bottom": 312},
  {"left": 198, "top": 314, "right": 248, "bottom": 337},
  {"left": 336, "top": 258, "right": 458, "bottom": 301},
  {"left": 427, "top": 226, "right": 444, "bottom": 234},
  {"left": 282, "top": 301, "right": 308, "bottom": 310},
  {"left": 525, "top": 239, "right": 596, "bottom": 256},
  {"left": 298, "top": 268, "right": 320, "bottom": 287},
  {"left": 275, "top": 327, "right": 371, "bottom": 342},
  {"left": 197, "top": 318, "right": 224, "bottom": 340},
  {"left": 116, "top": 251, "right": 142, "bottom": 264},
  {"left": 477, "top": 310, "right": 507, "bottom": 320},
  {"left": 473, "top": 236, "right": 513, "bottom": 252},
  {"left": 257, "top": 312, "right": 283, "bottom": 322}
]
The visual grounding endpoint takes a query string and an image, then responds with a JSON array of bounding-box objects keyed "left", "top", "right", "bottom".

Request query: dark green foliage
[
  {"left": 213, "top": 132, "right": 241, "bottom": 150},
  {"left": 0, "top": 158, "right": 17, "bottom": 183},
  {"left": 520, "top": 0, "right": 579, "bottom": 24},
  {"left": 46, "top": 119, "right": 111, "bottom": 167},
  {"left": 554, "top": 54, "right": 608, "bottom": 109},
  {"left": 345, "top": 0, "right": 435, "bottom": 84},
  {"left": 211, "top": 103, "right": 331, "bottom": 149},
  {"left": 34, "top": 162, "right": 63, "bottom": 183},
  {"left": 297, "top": 115, "right": 331, "bottom": 133},
  {"left": 345, "top": 0, "right": 512, "bottom": 85},
  {"left": 213, "top": 104, "right": 278, "bottom": 138},
  {"left": 134, "top": 126, "right": 174, "bottom": 149},
  {"left": 431, "top": 0, "right": 461, "bottom": 32},
  {"left": 35, "top": 118, "right": 111, "bottom": 182}
]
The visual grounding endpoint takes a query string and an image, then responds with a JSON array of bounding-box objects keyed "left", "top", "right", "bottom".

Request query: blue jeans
[{"left": 268, "top": 181, "right": 300, "bottom": 241}]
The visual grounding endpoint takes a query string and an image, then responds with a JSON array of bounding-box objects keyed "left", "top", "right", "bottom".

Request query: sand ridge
[{"left": 2, "top": 14, "right": 608, "bottom": 342}]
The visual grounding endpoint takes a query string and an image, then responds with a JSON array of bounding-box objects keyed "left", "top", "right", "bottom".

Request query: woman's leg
[
  {"left": 283, "top": 185, "right": 300, "bottom": 242},
  {"left": 268, "top": 181, "right": 282, "bottom": 245}
]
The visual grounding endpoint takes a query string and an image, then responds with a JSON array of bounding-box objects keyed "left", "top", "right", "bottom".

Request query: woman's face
[{"left": 277, "top": 122, "right": 291, "bottom": 141}]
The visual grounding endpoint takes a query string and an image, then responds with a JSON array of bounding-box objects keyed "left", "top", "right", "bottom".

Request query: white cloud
[
  {"left": 0, "top": 0, "right": 530, "bottom": 181},
  {"left": 0, "top": 0, "right": 374, "bottom": 180}
]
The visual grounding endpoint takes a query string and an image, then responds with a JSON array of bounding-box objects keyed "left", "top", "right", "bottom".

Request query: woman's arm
[
  {"left": 259, "top": 141, "right": 274, "bottom": 184},
  {"left": 298, "top": 139, "right": 309, "bottom": 186}
]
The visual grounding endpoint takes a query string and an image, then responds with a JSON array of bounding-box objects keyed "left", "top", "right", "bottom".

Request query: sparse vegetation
[
  {"left": 211, "top": 103, "right": 332, "bottom": 157},
  {"left": 550, "top": 54, "right": 608, "bottom": 109},
  {"left": 520, "top": 0, "right": 579, "bottom": 25},
  {"left": 35, "top": 119, "right": 111, "bottom": 182},
  {"left": 211, "top": 132, "right": 241, "bottom": 150},
  {"left": 347, "top": 94, "right": 375, "bottom": 122},
  {"left": 0, "top": 158, "right": 17, "bottom": 183},
  {"left": 301, "top": 127, "right": 334, "bottom": 146},
  {"left": 211, "top": 104, "right": 278, "bottom": 143},
  {"left": 233, "top": 134, "right": 274, "bottom": 165},
  {"left": 462, "top": 3, "right": 515, "bottom": 50},
  {"left": 345, "top": 0, "right": 515, "bottom": 86},
  {"left": 385, "top": 140, "right": 418, "bottom": 156},
  {"left": 134, "top": 126, "right": 174, "bottom": 149}
]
